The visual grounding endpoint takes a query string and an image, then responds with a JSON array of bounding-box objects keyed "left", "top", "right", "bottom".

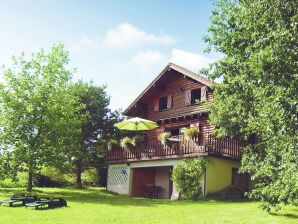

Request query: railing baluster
[{"left": 105, "top": 136, "right": 244, "bottom": 161}]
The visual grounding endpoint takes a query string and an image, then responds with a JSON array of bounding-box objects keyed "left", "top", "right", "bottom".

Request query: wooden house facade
[{"left": 106, "top": 63, "right": 247, "bottom": 199}]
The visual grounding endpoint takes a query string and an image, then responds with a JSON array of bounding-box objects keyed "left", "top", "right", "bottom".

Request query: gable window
[
  {"left": 185, "top": 86, "right": 207, "bottom": 105},
  {"left": 159, "top": 96, "right": 168, "bottom": 111},
  {"left": 154, "top": 95, "right": 173, "bottom": 112},
  {"left": 191, "top": 89, "right": 201, "bottom": 104}
]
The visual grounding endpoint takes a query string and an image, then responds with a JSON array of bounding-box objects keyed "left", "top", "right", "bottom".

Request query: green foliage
[
  {"left": 0, "top": 172, "right": 28, "bottom": 188},
  {"left": 0, "top": 44, "right": 85, "bottom": 191},
  {"left": 205, "top": 0, "right": 298, "bottom": 210},
  {"left": 157, "top": 132, "right": 171, "bottom": 145},
  {"left": 71, "top": 81, "right": 123, "bottom": 188},
  {"left": 195, "top": 98, "right": 207, "bottom": 106},
  {"left": 120, "top": 137, "right": 134, "bottom": 150},
  {"left": 72, "top": 81, "right": 111, "bottom": 159},
  {"left": 70, "top": 81, "right": 109, "bottom": 188},
  {"left": 38, "top": 166, "right": 75, "bottom": 187},
  {"left": 181, "top": 127, "right": 199, "bottom": 140},
  {"left": 172, "top": 158, "right": 206, "bottom": 200},
  {"left": 81, "top": 168, "right": 99, "bottom": 186}
]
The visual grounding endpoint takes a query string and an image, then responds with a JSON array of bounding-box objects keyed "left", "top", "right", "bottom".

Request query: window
[
  {"left": 170, "top": 128, "right": 180, "bottom": 136},
  {"left": 191, "top": 88, "right": 201, "bottom": 104},
  {"left": 159, "top": 96, "right": 168, "bottom": 111}
]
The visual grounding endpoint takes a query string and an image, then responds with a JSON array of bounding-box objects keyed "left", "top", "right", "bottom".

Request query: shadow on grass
[
  {"left": 1, "top": 187, "right": 297, "bottom": 219},
  {"left": 270, "top": 208, "right": 298, "bottom": 220},
  {"left": 270, "top": 213, "right": 298, "bottom": 219},
  {"left": 0, "top": 187, "right": 256, "bottom": 208}
]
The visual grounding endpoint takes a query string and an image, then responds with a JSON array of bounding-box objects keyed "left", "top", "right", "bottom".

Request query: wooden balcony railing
[{"left": 106, "top": 134, "right": 245, "bottom": 163}]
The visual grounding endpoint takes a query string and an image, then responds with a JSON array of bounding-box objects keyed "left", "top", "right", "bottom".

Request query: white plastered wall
[
  {"left": 155, "top": 166, "right": 171, "bottom": 199},
  {"left": 107, "top": 164, "right": 131, "bottom": 195}
]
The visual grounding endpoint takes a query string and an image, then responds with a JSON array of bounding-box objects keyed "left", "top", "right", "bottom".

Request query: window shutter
[
  {"left": 167, "top": 94, "right": 172, "bottom": 109},
  {"left": 153, "top": 100, "right": 159, "bottom": 112},
  {"left": 185, "top": 90, "right": 191, "bottom": 105},
  {"left": 201, "top": 86, "right": 207, "bottom": 101}
]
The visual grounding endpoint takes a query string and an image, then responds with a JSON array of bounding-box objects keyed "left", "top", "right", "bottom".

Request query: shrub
[
  {"left": 81, "top": 168, "right": 99, "bottom": 186},
  {"left": 0, "top": 172, "right": 28, "bottom": 188},
  {"left": 181, "top": 127, "right": 199, "bottom": 140},
  {"left": 34, "top": 166, "right": 75, "bottom": 187},
  {"left": 120, "top": 137, "right": 134, "bottom": 150},
  {"left": 172, "top": 158, "right": 206, "bottom": 200},
  {"left": 157, "top": 132, "right": 171, "bottom": 145}
]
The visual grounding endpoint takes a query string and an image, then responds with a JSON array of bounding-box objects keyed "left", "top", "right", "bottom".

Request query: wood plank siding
[
  {"left": 135, "top": 74, "right": 214, "bottom": 142},
  {"left": 146, "top": 75, "right": 213, "bottom": 120},
  {"left": 106, "top": 63, "right": 244, "bottom": 164}
]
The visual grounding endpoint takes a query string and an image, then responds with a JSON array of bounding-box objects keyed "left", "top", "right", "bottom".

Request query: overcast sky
[{"left": 0, "top": 0, "right": 220, "bottom": 110}]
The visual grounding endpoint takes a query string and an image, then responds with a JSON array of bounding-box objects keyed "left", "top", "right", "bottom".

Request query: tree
[
  {"left": 0, "top": 45, "right": 84, "bottom": 191},
  {"left": 204, "top": 0, "right": 298, "bottom": 210},
  {"left": 72, "top": 82, "right": 122, "bottom": 188}
]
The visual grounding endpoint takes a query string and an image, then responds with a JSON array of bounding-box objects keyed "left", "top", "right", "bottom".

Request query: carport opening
[{"left": 131, "top": 166, "right": 173, "bottom": 199}]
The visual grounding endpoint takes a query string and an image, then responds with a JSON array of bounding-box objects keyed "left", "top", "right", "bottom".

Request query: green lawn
[{"left": 0, "top": 188, "right": 297, "bottom": 224}]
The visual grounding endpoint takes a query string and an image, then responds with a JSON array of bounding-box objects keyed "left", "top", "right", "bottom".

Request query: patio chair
[
  {"left": 0, "top": 194, "right": 38, "bottom": 207},
  {"left": 25, "top": 197, "right": 67, "bottom": 210}
]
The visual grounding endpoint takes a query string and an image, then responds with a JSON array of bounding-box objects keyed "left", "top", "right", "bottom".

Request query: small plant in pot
[
  {"left": 120, "top": 137, "right": 134, "bottom": 150},
  {"left": 157, "top": 132, "right": 171, "bottom": 146},
  {"left": 195, "top": 98, "right": 207, "bottom": 106},
  {"left": 181, "top": 127, "right": 198, "bottom": 140},
  {"left": 107, "top": 139, "right": 118, "bottom": 151}
]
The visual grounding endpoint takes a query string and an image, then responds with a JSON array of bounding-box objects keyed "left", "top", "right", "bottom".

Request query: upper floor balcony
[{"left": 105, "top": 134, "right": 246, "bottom": 163}]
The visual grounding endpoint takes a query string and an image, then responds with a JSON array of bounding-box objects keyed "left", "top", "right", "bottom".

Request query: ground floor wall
[
  {"left": 155, "top": 166, "right": 171, "bottom": 199},
  {"left": 107, "top": 156, "right": 243, "bottom": 199},
  {"left": 107, "top": 164, "right": 131, "bottom": 195},
  {"left": 107, "top": 159, "right": 184, "bottom": 199},
  {"left": 205, "top": 157, "right": 241, "bottom": 194}
]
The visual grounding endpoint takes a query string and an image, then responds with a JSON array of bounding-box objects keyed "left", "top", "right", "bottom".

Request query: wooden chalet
[{"left": 106, "top": 63, "right": 247, "bottom": 199}]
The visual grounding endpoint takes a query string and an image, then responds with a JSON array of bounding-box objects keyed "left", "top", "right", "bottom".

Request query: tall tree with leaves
[
  {"left": 0, "top": 45, "right": 84, "bottom": 191},
  {"left": 204, "top": 0, "right": 298, "bottom": 210},
  {"left": 72, "top": 82, "right": 122, "bottom": 188}
]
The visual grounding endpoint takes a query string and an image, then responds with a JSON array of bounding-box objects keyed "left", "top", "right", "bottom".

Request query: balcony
[{"left": 106, "top": 134, "right": 246, "bottom": 163}]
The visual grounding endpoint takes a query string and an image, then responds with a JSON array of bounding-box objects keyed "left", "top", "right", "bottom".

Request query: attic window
[
  {"left": 159, "top": 97, "right": 168, "bottom": 111},
  {"left": 191, "top": 89, "right": 201, "bottom": 104}
]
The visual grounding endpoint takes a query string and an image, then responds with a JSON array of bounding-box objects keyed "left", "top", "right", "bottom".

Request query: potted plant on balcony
[
  {"left": 157, "top": 132, "right": 171, "bottom": 146},
  {"left": 120, "top": 136, "right": 134, "bottom": 150},
  {"left": 107, "top": 139, "right": 119, "bottom": 151},
  {"left": 181, "top": 127, "right": 199, "bottom": 141}
]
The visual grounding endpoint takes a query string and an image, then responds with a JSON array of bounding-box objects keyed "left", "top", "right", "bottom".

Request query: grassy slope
[{"left": 0, "top": 188, "right": 297, "bottom": 224}]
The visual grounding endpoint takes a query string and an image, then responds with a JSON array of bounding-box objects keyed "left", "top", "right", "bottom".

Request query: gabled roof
[{"left": 123, "top": 63, "right": 212, "bottom": 115}]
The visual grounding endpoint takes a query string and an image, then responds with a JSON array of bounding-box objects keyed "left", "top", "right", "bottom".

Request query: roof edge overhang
[{"left": 123, "top": 63, "right": 212, "bottom": 115}]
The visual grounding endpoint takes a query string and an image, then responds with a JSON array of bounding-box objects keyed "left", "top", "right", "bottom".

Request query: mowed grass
[{"left": 0, "top": 188, "right": 297, "bottom": 224}]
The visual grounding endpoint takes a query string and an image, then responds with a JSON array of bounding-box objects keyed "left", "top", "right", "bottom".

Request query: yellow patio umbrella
[{"left": 114, "top": 117, "right": 158, "bottom": 131}]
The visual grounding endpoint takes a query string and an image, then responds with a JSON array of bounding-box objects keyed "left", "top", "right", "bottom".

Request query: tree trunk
[
  {"left": 27, "top": 168, "right": 33, "bottom": 192},
  {"left": 76, "top": 159, "right": 83, "bottom": 189},
  {"left": 97, "top": 167, "right": 107, "bottom": 187}
]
